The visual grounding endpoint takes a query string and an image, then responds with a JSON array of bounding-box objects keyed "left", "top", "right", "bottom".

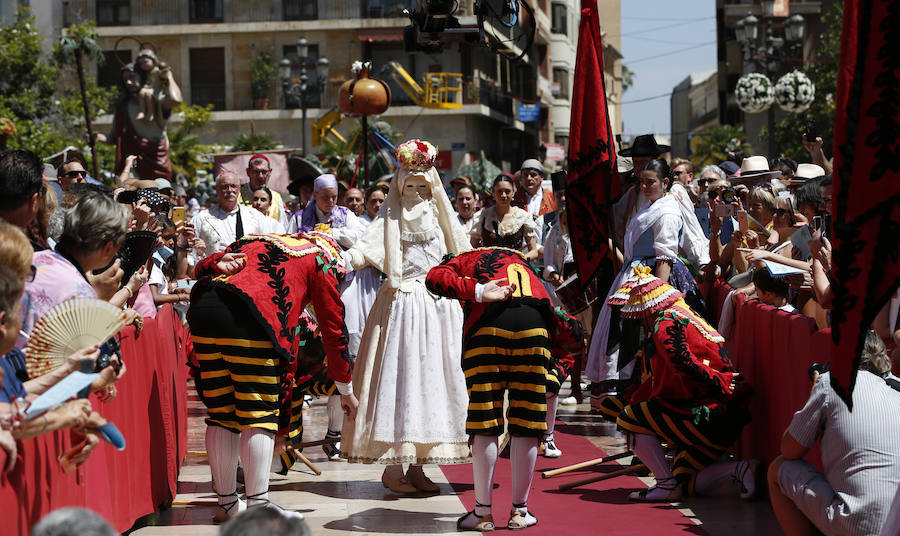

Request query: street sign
[
  {"left": 518, "top": 102, "right": 540, "bottom": 122},
  {"left": 451, "top": 142, "right": 466, "bottom": 151},
  {"left": 544, "top": 143, "right": 566, "bottom": 162}
]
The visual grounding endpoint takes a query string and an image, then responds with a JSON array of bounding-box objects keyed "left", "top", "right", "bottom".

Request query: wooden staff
[
  {"left": 542, "top": 451, "right": 631, "bottom": 479},
  {"left": 558, "top": 464, "right": 646, "bottom": 491}
]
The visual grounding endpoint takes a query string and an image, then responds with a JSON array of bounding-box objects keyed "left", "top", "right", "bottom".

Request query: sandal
[
  {"left": 628, "top": 477, "right": 683, "bottom": 502},
  {"left": 245, "top": 492, "right": 303, "bottom": 520},
  {"left": 507, "top": 503, "right": 537, "bottom": 530},
  {"left": 212, "top": 491, "right": 245, "bottom": 523},
  {"left": 457, "top": 502, "right": 495, "bottom": 532},
  {"left": 736, "top": 459, "right": 763, "bottom": 500}
]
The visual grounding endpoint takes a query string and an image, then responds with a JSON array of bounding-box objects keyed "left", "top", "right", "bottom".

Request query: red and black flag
[
  {"left": 565, "top": 0, "right": 620, "bottom": 284},
  {"left": 829, "top": 0, "right": 900, "bottom": 408}
]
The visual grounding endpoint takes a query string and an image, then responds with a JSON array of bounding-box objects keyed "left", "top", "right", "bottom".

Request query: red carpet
[{"left": 440, "top": 424, "right": 709, "bottom": 535}]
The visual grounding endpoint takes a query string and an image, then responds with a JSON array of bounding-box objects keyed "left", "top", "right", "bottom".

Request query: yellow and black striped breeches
[
  {"left": 189, "top": 287, "right": 284, "bottom": 434},
  {"left": 617, "top": 400, "right": 731, "bottom": 494},
  {"left": 464, "top": 304, "right": 551, "bottom": 437}
]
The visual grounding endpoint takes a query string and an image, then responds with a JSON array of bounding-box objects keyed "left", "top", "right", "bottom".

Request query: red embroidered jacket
[
  {"left": 426, "top": 247, "right": 583, "bottom": 376},
  {"left": 193, "top": 233, "right": 352, "bottom": 389},
  {"left": 629, "top": 302, "right": 737, "bottom": 415},
  {"left": 512, "top": 187, "right": 557, "bottom": 216}
]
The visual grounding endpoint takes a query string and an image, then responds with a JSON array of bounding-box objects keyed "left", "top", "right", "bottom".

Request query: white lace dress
[{"left": 341, "top": 229, "right": 470, "bottom": 465}]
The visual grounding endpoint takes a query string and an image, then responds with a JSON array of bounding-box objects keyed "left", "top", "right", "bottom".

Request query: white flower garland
[
  {"left": 735, "top": 73, "right": 775, "bottom": 114},
  {"left": 774, "top": 70, "right": 815, "bottom": 113}
]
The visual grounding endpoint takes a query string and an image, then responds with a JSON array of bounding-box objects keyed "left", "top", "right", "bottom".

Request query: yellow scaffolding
[
  {"left": 311, "top": 107, "right": 347, "bottom": 148},
  {"left": 388, "top": 61, "right": 463, "bottom": 109}
]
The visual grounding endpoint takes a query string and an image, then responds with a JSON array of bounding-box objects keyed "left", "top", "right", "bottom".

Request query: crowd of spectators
[{"left": 1, "top": 126, "right": 898, "bottom": 535}]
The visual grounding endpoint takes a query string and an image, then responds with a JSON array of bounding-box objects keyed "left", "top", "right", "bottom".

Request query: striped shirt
[{"left": 789, "top": 371, "right": 900, "bottom": 536}]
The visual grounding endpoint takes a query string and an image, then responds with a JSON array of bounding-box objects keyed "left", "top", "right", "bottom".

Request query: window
[
  {"left": 281, "top": 44, "right": 321, "bottom": 108},
  {"left": 284, "top": 0, "right": 318, "bottom": 20},
  {"left": 98, "top": 50, "right": 132, "bottom": 89},
  {"left": 190, "top": 0, "right": 223, "bottom": 23},
  {"left": 97, "top": 0, "right": 130, "bottom": 26},
  {"left": 551, "top": 3, "right": 567, "bottom": 35},
  {"left": 190, "top": 48, "right": 226, "bottom": 110},
  {"left": 552, "top": 67, "right": 569, "bottom": 99}
]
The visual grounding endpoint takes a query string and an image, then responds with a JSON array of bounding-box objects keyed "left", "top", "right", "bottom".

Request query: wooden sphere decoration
[{"left": 339, "top": 64, "right": 391, "bottom": 117}]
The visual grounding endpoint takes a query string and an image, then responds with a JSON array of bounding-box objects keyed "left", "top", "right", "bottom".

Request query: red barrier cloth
[
  {"left": 704, "top": 281, "right": 825, "bottom": 467},
  {"left": 829, "top": 0, "right": 900, "bottom": 408},
  {"left": 0, "top": 305, "right": 189, "bottom": 534},
  {"left": 565, "top": 0, "right": 619, "bottom": 284}
]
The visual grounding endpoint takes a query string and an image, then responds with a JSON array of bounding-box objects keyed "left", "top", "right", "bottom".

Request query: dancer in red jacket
[
  {"left": 427, "top": 247, "right": 583, "bottom": 531},
  {"left": 189, "top": 231, "right": 358, "bottom": 521}
]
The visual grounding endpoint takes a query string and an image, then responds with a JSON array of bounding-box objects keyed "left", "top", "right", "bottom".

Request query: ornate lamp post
[
  {"left": 280, "top": 37, "right": 330, "bottom": 156},
  {"left": 735, "top": 1, "right": 806, "bottom": 157}
]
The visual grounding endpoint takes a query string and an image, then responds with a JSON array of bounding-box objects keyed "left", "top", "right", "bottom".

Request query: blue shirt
[{"left": 0, "top": 349, "right": 28, "bottom": 403}]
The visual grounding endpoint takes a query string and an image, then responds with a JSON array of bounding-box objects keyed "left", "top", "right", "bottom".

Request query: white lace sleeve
[
  {"left": 469, "top": 209, "right": 485, "bottom": 245},
  {"left": 332, "top": 210, "right": 367, "bottom": 248},
  {"left": 521, "top": 211, "right": 537, "bottom": 242},
  {"left": 653, "top": 212, "right": 682, "bottom": 262}
]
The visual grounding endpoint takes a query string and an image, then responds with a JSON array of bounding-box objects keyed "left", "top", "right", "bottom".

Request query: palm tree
[{"left": 689, "top": 124, "right": 753, "bottom": 167}]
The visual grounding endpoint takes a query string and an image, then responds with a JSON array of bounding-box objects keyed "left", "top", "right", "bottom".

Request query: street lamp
[
  {"left": 280, "top": 37, "right": 330, "bottom": 156},
  {"left": 736, "top": 6, "right": 804, "bottom": 158}
]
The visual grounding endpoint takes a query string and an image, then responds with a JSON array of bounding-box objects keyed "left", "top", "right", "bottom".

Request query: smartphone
[
  {"left": 737, "top": 209, "right": 749, "bottom": 236},
  {"left": 813, "top": 215, "right": 823, "bottom": 231},
  {"left": 116, "top": 189, "right": 138, "bottom": 204},
  {"left": 172, "top": 206, "right": 185, "bottom": 230},
  {"left": 715, "top": 203, "right": 735, "bottom": 219},
  {"left": 804, "top": 119, "right": 818, "bottom": 143},
  {"left": 821, "top": 213, "right": 831, "bottom": 239}
]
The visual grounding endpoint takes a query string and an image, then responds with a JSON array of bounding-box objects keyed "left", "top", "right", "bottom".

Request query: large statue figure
[{"left": 95, "top": 53, "right": 182, "bottom": 181}]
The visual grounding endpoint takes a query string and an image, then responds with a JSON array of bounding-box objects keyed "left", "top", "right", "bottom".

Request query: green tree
[
  {"left": 169, "top": 103, "right": 214, "bottom": 184},
  {"left": 690, "top": 124, "right": 753, "bottom": 167},
  {"left": 232, "top": 132, "right": 281, "bottom": 152},
  {"left": 762, "top": 2, "right": 841, "bottom": 162},
  {"left": 0, "top": 10, "right": 114, "bottom": 176}
]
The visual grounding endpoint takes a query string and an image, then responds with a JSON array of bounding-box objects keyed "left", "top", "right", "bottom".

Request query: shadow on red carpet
[{"left": 440, "top": 425, "right": 709, "bottom": 535}]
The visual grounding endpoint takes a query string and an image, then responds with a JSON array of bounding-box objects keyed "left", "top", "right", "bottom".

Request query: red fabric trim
[{"left": 0, "top": 306, "right": 189, "bottom": 534}]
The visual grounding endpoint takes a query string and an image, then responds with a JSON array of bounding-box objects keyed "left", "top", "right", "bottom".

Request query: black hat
[{"left": 619, "top": 135, "right": 671, "bottom": 157}]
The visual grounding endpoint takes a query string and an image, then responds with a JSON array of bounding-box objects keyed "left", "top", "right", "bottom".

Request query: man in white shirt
[
  {"left": 513, "top": 159, "right": 557, "bottom": 217},
  {"left": 238, "top": 154, "right": 290, "bottom": 228},
  {"left": 192, "top": 170, "right": 283, "bottom": 257}
]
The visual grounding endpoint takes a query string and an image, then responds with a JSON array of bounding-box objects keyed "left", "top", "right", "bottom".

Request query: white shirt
[
  {"left": 191, "top": 204, "right": 281, "bottom": 256},
  {"left": 543, "top": 222, "right": 574, "bottom": 278},
  {"left": 525, "top": 191, "right": 543, "bottom": 216}
]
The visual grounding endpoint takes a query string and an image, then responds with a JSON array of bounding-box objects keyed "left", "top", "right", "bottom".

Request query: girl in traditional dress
[
  {"left": 469, "top": 174, "right": 539, "bottom": 259},
  {"left": 586, "top": 159, "right": 707, "bottom": 398},
  {"left": 340, "top": 140, "right": 472, "bottom": 493}
]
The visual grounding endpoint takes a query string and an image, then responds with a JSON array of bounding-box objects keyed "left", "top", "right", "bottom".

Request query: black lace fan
[{"left": 117, "top": 230, "right": 158, "bottom": 284}]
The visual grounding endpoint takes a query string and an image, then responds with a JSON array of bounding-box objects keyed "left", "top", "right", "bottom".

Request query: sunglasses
[
  {"left": 26, "top": 265, "right": 36, "bottom": 282},
  {"left": 65, "top": 170, "right": 87, "bottom": 178},
  {"left": 773, "top": 208, "right": 789, "bottom": 216}
]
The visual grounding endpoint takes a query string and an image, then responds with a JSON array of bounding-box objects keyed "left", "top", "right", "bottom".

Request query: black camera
[
  {"left": 808, "top": 362, "right": 829, "bottom": 382},
  {"left": 720, "top": 187, "right": 737, "bottom": 204},
  {"left": 95, "top": 337, "right": 123, "bottom": 375},
  {"left": 116, "top": 189, "right": 138, "bottom": 204}
]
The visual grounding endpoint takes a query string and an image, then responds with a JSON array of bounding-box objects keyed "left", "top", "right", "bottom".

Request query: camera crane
[{"left": 403, "top": 0, "right": 536, "bottom": 61}]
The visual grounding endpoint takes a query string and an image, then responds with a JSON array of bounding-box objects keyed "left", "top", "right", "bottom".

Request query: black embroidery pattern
[
  {"left": 256, "top": 243, "right": 292, "bottom": 340},
  {"left": 660, "top": 319, "right": 726, "bottom": 394},
  {"left": 473, "top": 249, "right": 507, "bottom": 283},
  {"left": 566, "top": 170, "right": 614, "bottom": 284}
]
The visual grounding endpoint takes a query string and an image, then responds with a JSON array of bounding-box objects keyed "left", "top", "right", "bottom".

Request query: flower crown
[{"left": 396, "top": 139, "right": 437, "bottom": 172}]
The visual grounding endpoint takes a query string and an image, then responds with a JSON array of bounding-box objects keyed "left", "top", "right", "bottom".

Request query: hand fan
[
  {"left": 117, "top": 230, "right": 158, "bottom": 284},
  {"left": 25, "top": 298, "right": 128, "bottom": 378}
]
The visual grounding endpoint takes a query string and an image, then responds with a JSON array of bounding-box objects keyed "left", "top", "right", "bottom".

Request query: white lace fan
[{"left": 25, "top": 298, "right": 128, "bottom": 378}]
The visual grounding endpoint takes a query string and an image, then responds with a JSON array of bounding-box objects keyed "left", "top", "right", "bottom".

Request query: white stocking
[
  {"left": 544, "top": 393, "right": 559, "bottom": 438},
  {"left": 510, "top": 436, "right": 538, "bottom": 510},
  {"left": 629, "top": 433, "right": 672, "bottom": 481},
  {"left": 694, "top": 461, "right": 737, "bottom": 495},
  {"left": 326, "top": 395, "right": 344, "bottom": 434},
  {"left": 206, "top": 425, "right": 240, "bottom": 504},
  {"left": 240, "top": 428, "right": 275, "bottom": 506},
  {"left": 472, "top": 435, "right": 498, "bottom": 516}
]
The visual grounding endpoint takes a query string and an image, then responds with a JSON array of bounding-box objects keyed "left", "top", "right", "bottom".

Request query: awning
[{"left": 357, "top": 28, "right": 404, "bottom": 42}]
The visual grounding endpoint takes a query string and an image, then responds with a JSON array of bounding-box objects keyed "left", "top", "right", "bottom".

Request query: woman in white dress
[
  {"left": 341, "top": 140, "right": 472, "bottom": 494},
  {"left": 469, "top": 174, "right": 539, "bottom": 259}
]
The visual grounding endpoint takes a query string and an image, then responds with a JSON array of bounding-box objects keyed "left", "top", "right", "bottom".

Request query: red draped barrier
[
  {"left": 704, "top": 281, "right": 827, "bottom": 467},
  {"left": 0, "top": 305, "right": 189, "bottom": 535}
]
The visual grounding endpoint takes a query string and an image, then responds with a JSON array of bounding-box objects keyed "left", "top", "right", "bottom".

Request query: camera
[
  {"left": 720, "top": 187, "right": 737, "bottom": 204},
  {"left": 116, "top": 189, "right": 138, "bottom": 204},
  {"left": 808, "top": 362, "right": 829, "bottom": 382},
  {"left": 95, "top": 337, "right": 123, "bottom": 375},
  {"left": 804, "top": 119, "right": 818, "bottom": 143}
]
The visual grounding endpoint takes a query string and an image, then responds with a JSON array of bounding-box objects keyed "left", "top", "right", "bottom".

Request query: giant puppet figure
[{"left": 95, "top": 49, "right": 182, "bottom": 180}]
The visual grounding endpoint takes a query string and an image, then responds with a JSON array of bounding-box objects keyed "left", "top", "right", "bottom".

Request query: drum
[{"left": 556, "top": 273, "right": 598, "bottom": 314}]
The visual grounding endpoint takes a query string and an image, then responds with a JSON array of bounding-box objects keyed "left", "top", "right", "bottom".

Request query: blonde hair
[
  {"left": 748, "top": 186, "right": 776, "bottom": 213},
  {"left": 0, "top": 219, "right": 33, "bottom": 279},
  {"left": 860, "top": 330, "right": 892, "bottom": 376},
  {"left": 670, "top": 158, "right": 694, "bottom": 174}
]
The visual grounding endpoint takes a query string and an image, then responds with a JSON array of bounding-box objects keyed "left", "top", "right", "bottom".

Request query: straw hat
[
  {"left": 607, "top": 265, "right": 684, "bottom": 319},
  {"left": 730, "top": 156, "right": 781, "bottom": 183},
  {"left": 787, "top": 163, "right": 825, "bottom": 185}
]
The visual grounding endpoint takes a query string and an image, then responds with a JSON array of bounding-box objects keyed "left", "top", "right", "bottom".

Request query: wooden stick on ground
[
  {"left": 542, "top": 451, "right": 632, "bottom": 479},
  {"left": 558, "top": 464, "right": 646, "bottom": 491},
  {"left": 291, "top": 450, "right": 322, "bottom": 476}
]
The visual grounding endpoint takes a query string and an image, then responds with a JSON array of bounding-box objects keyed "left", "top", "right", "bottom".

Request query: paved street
[{"left": 127, "top": 382, "right": 779, "bottom": 536}]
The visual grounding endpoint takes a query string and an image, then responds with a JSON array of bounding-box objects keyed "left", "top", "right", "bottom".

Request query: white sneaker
[
  {"left": 559, "top": 395, "right": 577, "bottom": 405},
  {"left": 540, "top": 434, "right": 562, "bottom": 458}
]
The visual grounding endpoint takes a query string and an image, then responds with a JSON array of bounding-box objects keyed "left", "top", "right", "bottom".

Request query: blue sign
[
  {"left": 518, "top": 102, "right": 541, "bottom": 122},
  {"left": 451, "top": 142, "right": 466, "bottom": 151}
]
